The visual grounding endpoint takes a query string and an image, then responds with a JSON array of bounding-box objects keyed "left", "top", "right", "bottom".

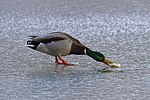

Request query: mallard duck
[{"left": 27, "top": 32, "right": 120, "bottom": 68}]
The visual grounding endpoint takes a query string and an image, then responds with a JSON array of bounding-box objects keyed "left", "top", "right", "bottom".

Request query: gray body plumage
[{"left": 27, "top": 32, "right": 86, "bottom": 56}]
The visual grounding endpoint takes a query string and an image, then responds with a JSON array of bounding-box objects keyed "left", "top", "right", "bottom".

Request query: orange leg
[
  {"left": 55, "top": 56, "right": 63, "bottom": 65},
  {"left": 57, "top": 55, "right": 74, "bottom": 66}
]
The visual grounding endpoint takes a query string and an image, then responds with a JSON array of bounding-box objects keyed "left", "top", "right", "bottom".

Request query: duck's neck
[{"left": 84, "top": 48, "right": 105, "bottom": 62}]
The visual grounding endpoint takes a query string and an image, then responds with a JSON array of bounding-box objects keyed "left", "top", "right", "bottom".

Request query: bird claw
[{"left": 55, "top": 61, "right": 74, "bottom": 66}]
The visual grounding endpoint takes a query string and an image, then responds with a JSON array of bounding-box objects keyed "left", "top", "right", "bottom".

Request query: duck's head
[
  {"left": 27, "top": 40, "right": 40, "bottom": 50},
  {"left": 85, "top": 48, "right": 121, "bottom": 68}
]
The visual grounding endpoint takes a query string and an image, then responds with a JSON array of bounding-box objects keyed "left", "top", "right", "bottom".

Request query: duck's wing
[
  {"left": 28, "top": 35, "right": 38, "bottom": 39},
  {"left": 29, "top": 32, "right": 82, "bottom": 45},
  {"left": 59, "top": 32, "right": 85, "bottom": 46},
  {"left": 30, "top": 33, "right": 68, "bottom": 44},
  {"left": 58, "top": 32, "right": 86, "bottom": 55},
  {"left": 28, "top": 32, "right": 86, "bottom": 55}
]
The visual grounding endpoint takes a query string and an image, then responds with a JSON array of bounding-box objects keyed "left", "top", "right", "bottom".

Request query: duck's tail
[{"left": 27, "top": 39, "right": 40, "bottom": 50}]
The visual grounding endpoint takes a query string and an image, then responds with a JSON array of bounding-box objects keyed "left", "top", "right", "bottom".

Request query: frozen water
[{"left": 0, "top": 0, "right": 150, "bottom": 100}]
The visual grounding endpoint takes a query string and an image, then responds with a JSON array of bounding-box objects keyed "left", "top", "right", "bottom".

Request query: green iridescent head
[
  {"left": 85, "top": 48, "right": 121, "bottom": 68},
  {"left": 85, "top": 48, "right": 105, "bottom": 62}
]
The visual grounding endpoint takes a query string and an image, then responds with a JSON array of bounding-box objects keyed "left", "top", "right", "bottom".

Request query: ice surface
[{"left": 0, "top": 0, "right": 150, "bottom": 100}]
